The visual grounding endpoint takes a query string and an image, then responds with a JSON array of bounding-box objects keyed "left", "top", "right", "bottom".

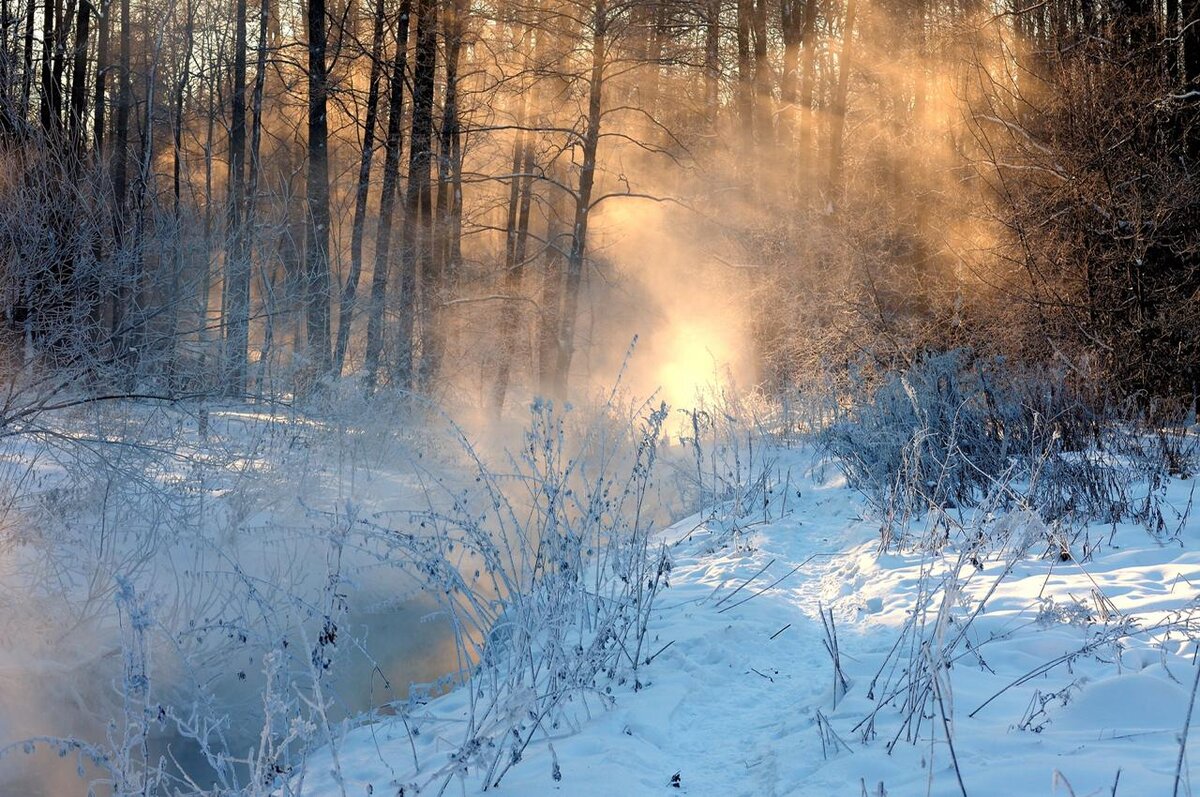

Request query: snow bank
[{"left": 300, "top": 444, "right": 1200, "bottom": 796}]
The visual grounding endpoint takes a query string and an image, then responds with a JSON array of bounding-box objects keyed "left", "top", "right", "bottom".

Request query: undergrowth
[{"left": 812, "top": 350, "right": 1199, "bottom": 794}]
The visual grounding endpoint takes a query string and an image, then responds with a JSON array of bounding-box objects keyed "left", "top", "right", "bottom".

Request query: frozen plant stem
[{"left": 1173, "top": 653, "right": 1200, "bottom": 797}]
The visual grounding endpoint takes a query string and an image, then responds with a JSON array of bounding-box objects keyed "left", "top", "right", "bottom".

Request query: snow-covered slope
[{"left": 301, "top": 447, "right": 1200, "bottom": 796}]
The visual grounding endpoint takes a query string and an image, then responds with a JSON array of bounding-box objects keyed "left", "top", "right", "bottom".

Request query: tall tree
[
  {"left": 363, "top": 0, "right": 412, "bottom": 388},
  {"left": 797, "top": 0, "right": 818, "bottom": 183},
  {"left": 751, "top": 0, "right": 770, "bottom": 142},
  {"left": 490, "top": 25, "right": 536, "bottom": 413},
  {"left": 39, "top": 0, "right": 59, "bottom": 133},
  {"left": 246, "top": 0, "right": 270, "bottom": 390},
  {"left": 550, "top": 0, "right": 606, "bottom": 396},
  {"left": 0, "top": 0, "right": 17, "bottom": 134},
  {"left": 735, "top": 0, "right": 752, "bottom": 142},
  {"left": 334, "top": 0, "right": 387, "bottom": 375},
  {"left": 92, "top": 0, "right": 108, "bottom": 153},
  {"left": 1186, "top": 0, "right": 1200, "bottom": 89},
  {"left": 223, "top": 0, "right": 250, "bottom": 394},
  {"left": 66, "top": 0, "right": 90, "bottom": 155},
  {"left": 704, "top": 0, "right": 720, "bottom": 120},
  {"left": 395, "top": 0, "right": 436, "bottom": 391},
  {"left": 434, "top": 0, "right": 464, "bottom": 290},
  {"left": 827, "top": 0, "right": 858, "bottom": 206},
  {"left": 21, "top": 0, "right": 35, "bottom": 120},
  {"left": 1186, "top": 0, "right": 1200, "bottom": 158},
  {"left": 166, "top": 0, "right": 195, "bottom": 387},
  {"left": 304, "top": 0, "right": 333, "bottom": 377},
  {"left": 109, "top": 0, "right": 131, "bottom": 356}
]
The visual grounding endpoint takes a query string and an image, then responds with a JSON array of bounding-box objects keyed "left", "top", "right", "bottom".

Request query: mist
[{"left": 1, "top": 0, "right": 1198, "bottom": 790}]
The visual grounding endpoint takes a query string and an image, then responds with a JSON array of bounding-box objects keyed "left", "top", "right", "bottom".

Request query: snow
[{"left": 299, "top": 447, "right": 1200, "bottom": 796}]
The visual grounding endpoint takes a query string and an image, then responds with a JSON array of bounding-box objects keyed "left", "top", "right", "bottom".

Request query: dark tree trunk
[
  {"left": 490, "top": 75, "right": 534, "bottom": 414},
  {"left": 1167, "top": 0, "right": 1180, "bottom": 81},
  {"left": 109, "top": 0, "right": 130, "bottom": 353},
  {"left": 21, "top": 0, "right": 34, "bottom": 120},
  {"left": 827, "top": 0, "right": 857, "bottom": 207},
  {"left": 304, "top": 0, "right": 332, "bottom": 376},
  {"left": 0, "top": 0, "right": 14, "bottom": 135},
  {"left": 333, "top": 0, "right": 386, "bottom": 375},
  {"left": 781, "top": 0, "right": 802, "bottom": 122},
  {"left": 434, "top": 0, "right": 463, "bottom": 290},
  {"left": 122, "top": 0, "right": 156, "bottom": 383},
  {"left": 197, "top": 67, "right": 216, "bottom": 385},
  {"left": 538, "top": 194, "right": 565, "bottom": 395},
  {"left": 247, "top": 0, "right": 269, "bottom": 390},
  {"left": 50, "top": 0, "right": 72, "bottom": 130},
  {"left": 1124, "top": 0, "right": 1153, "bottom": 48},
  {"left": 92, "top": 0, "right": 107, "bottom": 154},
  {"left": 797, "top": 0, "right": 817, "bottom": 172},
  {"left": 704, "top": 0, "right": 719, "bottom": 121},
  {"left": 395, "top": 0, "right": 436, "bottom": 391},
  {"left": 223, "top": 0, "right": 249, "bottom": 394},
  {"left": 1186, "top": 0, "right": 1200, "bottom": 158},
  {"left": 751, "top": 0, "right": 769, "bottom": 142},
  {"left": 1186, "top": 0, "right": 1200, "bottom": 88},
  {"left": 166, "top": 0, "right": 194, "bottom": 389},
  {"left": 735, "top": 0, "right": 752, "bottom": 141},
  {"left": 363, "top": 0, "right": 411, "bottom": 388},
  {"left": 39, "top": 0, "right": 59, "bottom": 134},
  {"left": 66, "top": 0, "right": 89, "bottom": 155},
  {"left": 551, "top": 0, "right": 605, "bottom": 396}
]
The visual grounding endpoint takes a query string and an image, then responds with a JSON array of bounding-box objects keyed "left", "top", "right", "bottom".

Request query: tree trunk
[
  {"left": 434, "top": 0, "right": 463, "bottom": 290},
  {"left": 0, "top": 0, "right": 15, "bottom": 134},
  {"left": 166, "top": 0, "right": 194, "bottom": 389},
  {"left": 538, "top": 196, "right": 565, "bottom": 395},
  {"left": 1185, "top": 0, "right": 1199, "bottom": 88},
  {"left": 363, "top": 0, "right": 411, "bottom": 388},
  {"left": 780, "top": 0, "right": 801, "bottom": 124},
  {"left": 66, "top": 0, "right": 90, "bottom": 155},
  {"left": 121, "top": 0, "right": 158, "bottom": 384},
  {"left": 826, "top": 0, "right": 858, "bottom": 208},
  {"left": 50, "top": 0, "right": 73, "bottom": 131},
  {"left": 21, "top": 0, "right": 34, "bottom": 120},
  {"left": 333, "top": 0, "right": 386, "bottom": 375},
  {"left": 197, "top": 67, "right": 216, "bottom": 386},
  {"left": 551, "top": 0, "right": 605, "bottom": 396},
  {"left": 735, "top": 0, "right": 752, "bottom": 142},
  {"left": 751, "top": 0, "right": 770, "bottom": 143},
  {"left": 92, "top": 0, "right": 108, "bottom": 154},
  {"left": 1167, "top": 0, "right": 1179, "bottom": 81},
  {"left": 304, "top": 0, "right": 332, "bottom": 377},
  {"left": 39, "top": 0, "right": 59, "bottom": 134},
  {"left": 223, "top": 0, "right": 249, "bottom": 394},
  {"left": 704, "top": 0, "right": 719, "bottom": 122},
  {"left": 1186, "top": 0, "right": 1200, "bottom": 158},
  {"left": 247, "top": 0, "right": 269, "bottom": 391},
  {"left": 395, "top": 0, "right": 436, "bottom": 392},
  {"left": 109, "top": 0, "right": 131, "bottom": 355},
  {"left": 490, "top": 63, "right": 535, "bottom": 414},
  {"left": 644, "top": 3, "right": 666, "bottom": 121}
]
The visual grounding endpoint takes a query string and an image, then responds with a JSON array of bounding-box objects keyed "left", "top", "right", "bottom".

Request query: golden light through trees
[{"left": 0, "top": 0, "right": 1196, "bottom": 408}]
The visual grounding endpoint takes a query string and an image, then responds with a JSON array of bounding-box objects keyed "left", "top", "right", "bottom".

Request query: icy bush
[
  {"left": 820, "top": 349, "right": 1193, "bottom": 548},
  {"left": 339, "top": 396, "right": 675, "bottom": 792}
]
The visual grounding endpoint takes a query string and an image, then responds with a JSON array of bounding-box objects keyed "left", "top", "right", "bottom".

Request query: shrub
[{"left": 820, "top": 349, "right": 1193, "bottom": 548}]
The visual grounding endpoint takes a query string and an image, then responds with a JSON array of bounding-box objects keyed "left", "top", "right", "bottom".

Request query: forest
[
  {"left": 1, "top": 0, "right": 1199, "bottom": 792},
  {"left": 0, "top": 0, "right": 1195, "bottom": 405}
]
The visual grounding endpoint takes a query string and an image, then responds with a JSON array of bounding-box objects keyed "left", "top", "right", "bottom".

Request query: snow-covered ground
[{"left": 301, "top": 445, "right": 1200, "bottom": 796}]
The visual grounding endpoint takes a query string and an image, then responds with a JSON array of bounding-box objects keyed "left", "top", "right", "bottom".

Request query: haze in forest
[{"left": 0, "top": 0, "right": 1199, "bottom": 791}]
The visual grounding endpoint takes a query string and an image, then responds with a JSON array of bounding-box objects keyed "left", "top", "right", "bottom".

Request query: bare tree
[
  {"left": 304, "top": 0, "right": 333, "bottom": 379},
  {"left": 334, "top": 0, "right": 387, "bottom": 376}
]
